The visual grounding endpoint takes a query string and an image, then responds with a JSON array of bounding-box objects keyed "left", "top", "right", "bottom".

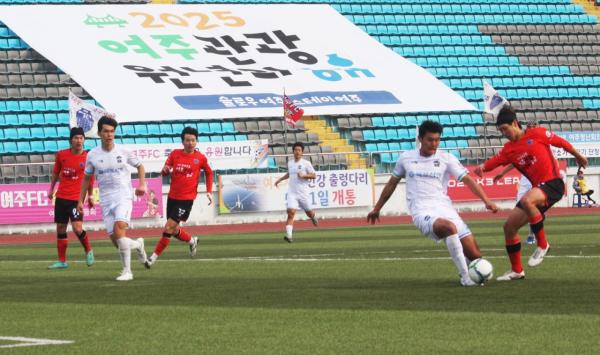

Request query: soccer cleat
[
  {"left": 116, "top": 270, "right": 133, "bottom": 281},
  {"left": 189, "top": 237, "right": 199, "bottom": 257},
  {"left": 525, "top": 235, "right": 536, "bottom": 245},
  {"left": 496, "top": 270, "right": 525, "bottom": 281},
  {"left": 85, "top": 250, "right": 95, "bottom": 267},
  {"left": 48, "top": 261, "right": 68, "bottom": 270},
  {"left": 310, "top": 216, "right": 319, "bottom": 227},
  {"left": 528, "top": 244, "right": 550, "bottom": 267},
  {"left": 144, "top": 256, "right": 154, "bottom": 269},
  {"left": 460, "top": 278, "right": 479, "bottom": 287},
  {"left": 136, "top": 238, "right": 148, "bottom": 264},
  {"left": 283, "top": 235, "right": 293, "bottom": 243}
]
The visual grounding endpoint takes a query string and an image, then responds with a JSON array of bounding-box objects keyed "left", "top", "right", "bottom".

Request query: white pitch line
[
  {"left": 2, "top": 254, "right": 600, "bottom": 264},
  {"left": 0, "top": 337, "right": 73, "bottom": 349}
]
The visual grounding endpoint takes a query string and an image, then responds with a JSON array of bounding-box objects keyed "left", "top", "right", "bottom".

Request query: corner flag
[
  {"left": 483, "top": 80, "right": 508, "bottom": 117},
  {"left": 283, "top": 94, "right": 304, "bottom": 127},
  {"left": 69, "top": 91, "right": 111, "bottom": 138}
]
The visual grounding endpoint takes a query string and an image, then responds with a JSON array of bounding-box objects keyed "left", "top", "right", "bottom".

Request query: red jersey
[
  {"left": 53, "top": 149, "right": 91, "bottom": 201},
  {"left": 166, "top": 149, "right": 213, "bottom": 200},
  {"left": 483, "top": 127, "right": 573, "bottom": 187}
]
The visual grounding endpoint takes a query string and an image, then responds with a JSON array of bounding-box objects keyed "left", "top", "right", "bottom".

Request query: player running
[
  {"left": 77, "top": 116, "right": 148, "bottom": 281},
  {"left": 145, "top": 126, "right": 213, "bottom": 268},
  {"left": 274, "top": 142, "right": 318, "bottom": 243},
  {"left": 47, "top": 127, "right": 95, "bottom": 269},
  {"left": 367, "top": 120, "right": 498, "bottom": 287},
  {"left": 475, "top": 106, "right": 588, "bottom": 281}
]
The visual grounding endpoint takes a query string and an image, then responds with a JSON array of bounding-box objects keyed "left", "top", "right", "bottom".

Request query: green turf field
[{"left": 1, "top": 214, "right": 600, "bottom": 354}]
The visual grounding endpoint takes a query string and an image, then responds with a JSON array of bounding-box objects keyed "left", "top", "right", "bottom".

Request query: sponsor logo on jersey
[
  {"left": 116, "top": 155, "right": 122, "bottom": 163},
  {"left": 434, "top": 160, "right": 440, "bottom": 167},
  {"left": 193, "top": 159, "right": 199, "bottom": 165}
]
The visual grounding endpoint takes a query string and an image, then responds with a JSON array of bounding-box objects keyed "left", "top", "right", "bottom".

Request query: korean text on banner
[
  {"left": 0, "top": 5, "right": 474, "bottom": 122},
  {"left": 123, "top": 139, "right": 269, "bottom": 172},
  {"left": 218, "top": 169, "right": 374, "bottom": 213},
  {"left": 0, "top": 178, "right": 163, "bottom": 225}
]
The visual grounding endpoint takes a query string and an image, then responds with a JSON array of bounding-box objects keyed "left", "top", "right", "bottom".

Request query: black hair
[
  {"left": 292, "top": 142, "right": 304, "bottom": 151},
  {"left": 97, "top": 115, "right": 118, "bottom": 134},
  {"left": 496, "top": 106, "right": 521, "bottom": 128},
  {"left": 181, "top": 126, "right": 199, "bottom": 141},
  {"left": 69, "top": 127, "right": 85, "bottom": 141},
  {"left": 418, "top": 120, "right": 443, "bottom": 138}
]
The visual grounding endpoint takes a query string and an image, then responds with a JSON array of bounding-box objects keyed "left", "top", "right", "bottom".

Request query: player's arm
[
  {"left": 135, "top": 164, "right": 147, "bottom": 196},
  {"left": 367, "top": 175, "right": 401, "bottom": 224},
  {"left": 274, "top": 173, "right": 289, "bottom": 187},
  {"left": 493, "top": 164, "right": 514, "bottom": 183},
  {"left": 48, "top": 172, "right": 59, "bottom": 199},
  {"left": 474, "top": 153, "right": 507, "bottom": 177},
  {"left": 202, "top": 158, "right": 214, "bottom": 205},
  {"left": 461, "top": 174, "right": 498, "bottom": 213},
  {"left": 161, "top": 153, "right": 174, "bottom": 176},
  {"left": 86, "top": 175, "right": 95, "bottom": 208},
  {"left": 548, "top": 133, "right": 588, "bottom": 169},
  {"left": 301, "top": 162, "right": 317, "bottom": 180},
  {"left": 47, "top": 153, "right": 59, "bottom": 198},
  {"left": 77, "top": 173, "right": 93, "bottom": 214}
]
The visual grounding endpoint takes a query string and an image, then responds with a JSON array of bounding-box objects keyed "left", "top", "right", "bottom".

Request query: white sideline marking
[
  {"left": 2, "top": 254, "right": 600, "bottom": 264},
  {"left": 0, "top": 336, "right": 73, "bottom": 349}
]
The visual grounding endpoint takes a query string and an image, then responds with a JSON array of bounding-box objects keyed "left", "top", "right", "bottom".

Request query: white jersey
[
  {"left": 85, "top": 144, "right": 141, "bottom": 203},
  {"left": 392, "top": 149, "right": 468, "bottom": 215},
  {"left": 287, "top": 158, "right": 315, "bottom": 196}
]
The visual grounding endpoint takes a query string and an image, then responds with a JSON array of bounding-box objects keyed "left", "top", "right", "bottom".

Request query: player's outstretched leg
[
  {"left": 116, "top": 237, "right": 133, "bottom": 281},
  {"left": 75, "top": 230, "right": 94, "bottom": 266},
  {"left": 174, "top": 228, "right": 197, "bottom": 257},
  {"left": 146, "top": 232, "right": 171, "bottom": 268},
  {"left": 527, "top": 214, "right": 550, "bottom": 267}
]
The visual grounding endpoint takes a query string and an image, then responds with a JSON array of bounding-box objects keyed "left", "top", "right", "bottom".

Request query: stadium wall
[{"left": 0, "top": 167, "right": 597, "bottom": 235}]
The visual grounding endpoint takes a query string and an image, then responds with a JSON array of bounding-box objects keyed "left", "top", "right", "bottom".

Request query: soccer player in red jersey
[
  {"left": 47, "top": 127, "right": 95, "bottom": 269},
  {"left": 145, "top": 126, "right": 213, "bottom": 268},
  {"left": 475, "top": 107, "right": 588, "bottom": 281}
]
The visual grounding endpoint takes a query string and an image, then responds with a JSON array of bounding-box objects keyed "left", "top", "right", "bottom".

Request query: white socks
[
  {"left": 116, "top": 238, "right": 132, "bottom": 273},
  {"left": 445, "top": 234, "right": 469, "bottom": 280},
  {"left": 285, "top": 225, "right": 293, "bottom": 239}
]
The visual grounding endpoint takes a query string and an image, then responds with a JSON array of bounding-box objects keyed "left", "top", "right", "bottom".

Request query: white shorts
[
  {"left": 412, "top": 207, "right": 471, "bottom": 242},
  {"left": 516, "top": 185, "right": 532, "bottom": 202},
  {"left": 286, "top": 193, "right": 311, "bottom": 212},
  {"left": 101, "top": 198, "right": 133, "bottom": 235}
]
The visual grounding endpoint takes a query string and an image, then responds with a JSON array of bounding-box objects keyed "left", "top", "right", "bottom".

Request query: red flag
[{"left": 283, "top": 94, "right": 304, "bottom": 126}]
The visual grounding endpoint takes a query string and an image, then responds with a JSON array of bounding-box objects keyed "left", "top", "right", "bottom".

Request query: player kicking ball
[
  {"left": 475, "top": 107, "right": 588, "bottom": 281},
  {"left": 274, "top": 142, "right": 318, "bottom": 243},
  {"left": 145, "top": 126, "right": 213, "bottom": 268},
  {"left": 78, "top": 116, "right": 148, "bottom": 281},
  {"left": 367, "top": 120, "right": 498, "bottom": 287}
]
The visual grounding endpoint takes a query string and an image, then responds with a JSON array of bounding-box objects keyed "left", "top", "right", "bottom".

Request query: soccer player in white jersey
[
  {"left": 367, "top": 120, "right": 498, "bottom": 287},
  {"left": 77, "top": 116, "right": 148, "bottom": 281},
  {"left": 274, "top": 142, "right": 318, "bottom": 243}
]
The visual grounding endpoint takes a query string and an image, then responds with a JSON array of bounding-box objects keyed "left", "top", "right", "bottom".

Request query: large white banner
[
  {"left": 116, "top": 139, "right": 269, "bottom": 172},
  {"left": 0, "top": 5, "right": 474, "bottom": 122},
  {"left": 218, "top": 169, "right": 374, "bottom": 214},
  {"left": 553, "top": 131, "right": 600, "bottom": 159}
]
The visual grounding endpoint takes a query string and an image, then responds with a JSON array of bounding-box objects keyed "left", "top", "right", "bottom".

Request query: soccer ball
[{"left": 468, "top": 258, "right": 494, "bottom": 284}]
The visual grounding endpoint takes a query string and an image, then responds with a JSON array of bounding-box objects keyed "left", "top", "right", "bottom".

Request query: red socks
[
  {"left": 154, "top": 233, "right": 172, "bottom": 256},
  {"left": 57, "top": 233, "right": 68, "bottom": 262},
  {"left": 529, "top": 214, "right": 548, "bottom": 249},
  {"left": 176, "top": 228, "right": 192, "bottom": 242},
  {"left": 76, "top": 230, "right": 92, "bottom": 253},
  {"left": 505, "top": 237, "right": 523, "bottom": 273}
]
